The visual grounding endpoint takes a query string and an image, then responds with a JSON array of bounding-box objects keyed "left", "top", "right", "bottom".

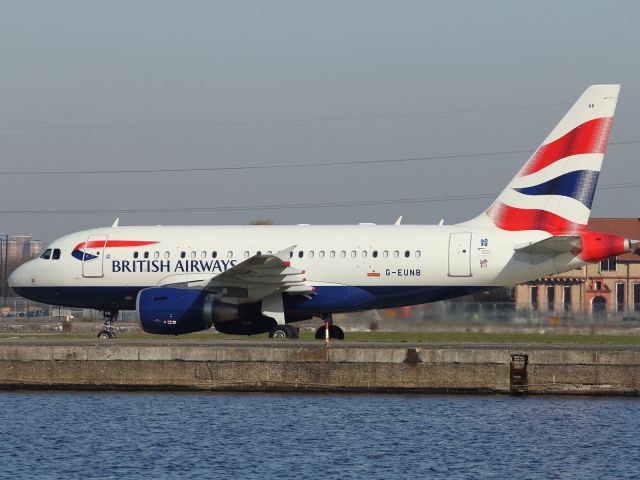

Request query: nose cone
[{"left": 9, "top": 262, "right": 32, "bottom": 289}]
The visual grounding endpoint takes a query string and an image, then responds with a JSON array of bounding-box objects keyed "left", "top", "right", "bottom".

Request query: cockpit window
[
  {"left": 52, "top": 249, "right": 61, "bottom": 260},
  {"left": 40, "top": 249, "right": 52, "bottom": 260}
]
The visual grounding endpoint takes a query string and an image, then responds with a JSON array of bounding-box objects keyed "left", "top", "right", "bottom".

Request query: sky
[{"left": 1, "top": 0, "right": 639, "bottom": 242}]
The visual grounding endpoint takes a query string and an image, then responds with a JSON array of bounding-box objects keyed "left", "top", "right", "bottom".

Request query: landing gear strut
[
  {"left": 314, "top": 315, "right": 345, "bottom": 342},
  {"left": 97, "top": 309, "right": 119, "bottom": 339}
]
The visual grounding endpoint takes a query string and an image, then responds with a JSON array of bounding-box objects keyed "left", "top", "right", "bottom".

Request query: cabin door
[
  {"left": 448, "top": 233, "right": 472, "bottom": 277},
  {"left": 82, "top": 235, "right": 108, "bottom": 278}
]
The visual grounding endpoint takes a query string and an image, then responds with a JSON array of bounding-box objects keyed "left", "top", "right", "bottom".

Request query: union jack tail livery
[{"left": 469, "top": 84, "right": 620, "bottom": 234}]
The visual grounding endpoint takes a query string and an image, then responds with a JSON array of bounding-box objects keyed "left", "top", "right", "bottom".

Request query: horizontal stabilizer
[{"left": 514, "top": 236, "right": 581, "bottom": 255}]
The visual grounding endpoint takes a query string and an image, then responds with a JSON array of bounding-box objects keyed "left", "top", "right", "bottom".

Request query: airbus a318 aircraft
[{"left": 9, "top": 85, "right": 632, "bottom": 339}]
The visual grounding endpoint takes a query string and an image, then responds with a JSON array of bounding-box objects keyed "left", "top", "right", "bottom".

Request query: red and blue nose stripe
[{"left": 71, "top": 240, "right": 158, "bottom": 261}]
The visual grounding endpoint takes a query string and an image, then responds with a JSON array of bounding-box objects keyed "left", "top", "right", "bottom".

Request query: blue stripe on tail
[{"left": 514, "top": 170, "right": 599, "bottom": 208}]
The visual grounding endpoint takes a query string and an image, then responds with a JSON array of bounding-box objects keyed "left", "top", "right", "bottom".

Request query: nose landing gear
[{"left": 97, "top": 310, "right": 119, "bottom": 339}]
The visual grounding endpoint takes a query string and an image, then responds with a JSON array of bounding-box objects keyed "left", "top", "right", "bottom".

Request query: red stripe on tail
[
  {"left": 520, "top": 117, "right": 612, "bottom": 176},
  {"left": 487, "top": 202, "right": 585, "bottom": 234}
]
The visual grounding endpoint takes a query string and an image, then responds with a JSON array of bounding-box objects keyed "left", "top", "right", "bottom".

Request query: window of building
[
  {"left": 530, "top": 286, "right": 538, "bottom": 310},
  {"left": 563, "top": 286, "right": 571, "bottom": 312},
  {"left": 40, "top": 249, "right": 52, "bottom": 260},
  {"left": 595, "top": 281, "right": 602, "bottom": 291},
  {"left": 617, "top": 282, "right": 625, "bottom": 313},
  {"left": 393, "top": 251, "right": 400, "bottom": 258},
  {"left": 52, "top": 249, "right": 61, "bottom": 260},
  {"left": 547, "top": 286, "right": 555, "bottom": 312},
  {"left": 212, "top": 251, "right": 217, "bottom": 258},
  {"left": 600, "top": 257, "right": 617, "bottom": 271},
  {"left": 134, "top": 252, "right": 139, "bottom": 259},
  {"left": 144, "top": 251, "right": 149, "bottom": 259},
  {"left": 634, "top": 283, "right": 640, "bottom": 312}
]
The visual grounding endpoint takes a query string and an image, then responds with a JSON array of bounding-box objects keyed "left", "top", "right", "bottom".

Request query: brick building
[{"left": 514, "top": 218, "right": 640, "bottom": 318}]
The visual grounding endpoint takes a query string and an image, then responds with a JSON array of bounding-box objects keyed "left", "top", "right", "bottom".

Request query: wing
[
  {"left": 203, "top": 245, "right": 314, "bottom": 301},
  {"left": 514, "top": 236, "right": 581, "bottom": 255}
]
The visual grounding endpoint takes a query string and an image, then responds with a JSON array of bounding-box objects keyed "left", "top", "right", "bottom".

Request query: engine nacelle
[{"left": 136, "top": 287, "right": 220, "bottom": 335}]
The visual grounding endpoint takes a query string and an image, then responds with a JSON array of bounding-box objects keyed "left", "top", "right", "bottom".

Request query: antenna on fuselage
[
  {"left": 112, "top": 218, "right": 120, "bottom": 228},
  {"left": 394, "top": 216, "right": 402, "bottom": 225},
  {"left": 438, "top": 219, "right": 445, "bottom": 226}
]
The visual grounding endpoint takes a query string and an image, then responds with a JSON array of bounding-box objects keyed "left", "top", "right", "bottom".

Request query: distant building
[
  {"left": 0, "top": 235, "right": 43, "bottom": 261},
  {"left": 514, "top": 218, "right": 640, "bottom": 318}
]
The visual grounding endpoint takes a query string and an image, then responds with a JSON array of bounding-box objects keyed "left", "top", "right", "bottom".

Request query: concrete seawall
[{"left": 0, "top": 340, "right": 639, "bottom": 395}]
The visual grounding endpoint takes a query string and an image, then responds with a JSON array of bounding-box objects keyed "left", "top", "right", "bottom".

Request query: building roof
[{"left": 588, "top": 218, "right": 640, "bottom": 262}]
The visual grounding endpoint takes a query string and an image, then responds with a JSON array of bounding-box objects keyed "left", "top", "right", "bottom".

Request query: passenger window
[
  {"left": 244, "top": 251, "right": 250, "bottom": 258},
  {"left": 190, "top": 251, "right": 196, "bottom": 259},
  {"left": 164, "top": 251, "right": 170, "bottom": 259},
  {"left": 52, "top": 249, "right": 61, "bottom": 260},
  {"left": 212, "top": 251, "right": 217, "bottom": 258},
  {"left": 256, "top": 251, "right": 261, "bottom": 256},
  {"left": 180, "top": 251, "right": 186, "bottom": 259},
  {"left": 134, "top": 252, "right": 139, "bottom": 259},
  {"left": 393, "top": 251, "right": 399, "bottom": 258},
  {"left": 227, "top": 251, "right": 233, "bottom": 258},
  {"left": 201, "top": 251, "right": 206, "bottom": 258},
  {"left": 154, "top": 251, "right": 159, "bottom": 259},
  {"left": 351, "top": 251, "right": 356, "bottom": 258},
  {"left": 144, "top": 252, "right": 149, "bottom": 259},
  {"left": 330, "top": 251, "right": 336, "bottom": 258},
  {"left": 362, "top": 251, "right": 367, "bottom": 258},
  {"left": 405, "top": 250, "right": 410, "bottom": 258},
  {"left": 340, "top": 251, "right": 346, "bottom": 258},
  {"left": 319, "top": 251, "right": 325, "bottom": 258},
  {"left": 415, "top": 250, "right": 421, "bottom": 258},
  {"left": 308, "top": 251, "right": 314, "bottom": 258},
  {"left": 298, "top": 251, "right": 304, "bottom": 258},
  {"left": 383, "top": 251, "right": 389, "bottom": 258},
  {"left": 40, "top": 249, "right": 52, "bottom": 260},
  {"left": 373, "top": 251, "right": 378, "bottom": 258},
  {"left": 290, "top": 251, "right": 294, "bottom": 258}
]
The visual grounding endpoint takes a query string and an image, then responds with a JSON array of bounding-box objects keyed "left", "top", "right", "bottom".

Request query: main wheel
[
  {"left": 97, "top": 330, "right": 111, "bottom": 339},
  {"left": 269, "top": 324, "right": 298, "bottom": 339}
]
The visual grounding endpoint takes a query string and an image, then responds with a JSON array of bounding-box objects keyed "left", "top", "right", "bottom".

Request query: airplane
[{"left": 9, "top": 84, "right": 632, "bottom": 340}]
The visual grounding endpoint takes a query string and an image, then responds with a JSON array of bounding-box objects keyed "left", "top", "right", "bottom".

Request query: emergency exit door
[
  {"left": 448, "top": 233, "right": 472, "bottom": 277},
  {"left": 82, "top": 234, "right": 108, "bottom": 278}
]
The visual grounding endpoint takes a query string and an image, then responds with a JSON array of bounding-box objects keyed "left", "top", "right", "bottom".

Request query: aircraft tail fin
[{"left": 464, "top": 84, "right": 620, "bottom": 235}]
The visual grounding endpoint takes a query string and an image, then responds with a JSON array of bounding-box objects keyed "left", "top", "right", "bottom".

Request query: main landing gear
[
  {"left": 97, "top": 309, "right": 119, "bottom": 339},
  {"left": 314, "top": 315, "right": 345, "bottom": 341},
  {"left": 268, "top": 324, "right": 300, "bottom": 339}
]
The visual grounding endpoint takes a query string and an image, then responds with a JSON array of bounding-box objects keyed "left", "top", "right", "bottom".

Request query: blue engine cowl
[{"left": 136, "top": 287, "right": 218, "bottom": 335}]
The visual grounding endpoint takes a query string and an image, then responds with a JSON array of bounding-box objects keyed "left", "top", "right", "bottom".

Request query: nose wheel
[{"left": 97, "top": 310, "right": 119, "bottom": 339}]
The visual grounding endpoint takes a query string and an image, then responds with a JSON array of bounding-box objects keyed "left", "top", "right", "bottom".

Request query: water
[{"left": 0, "top": 392, "right": 638, "bottom": 479}]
